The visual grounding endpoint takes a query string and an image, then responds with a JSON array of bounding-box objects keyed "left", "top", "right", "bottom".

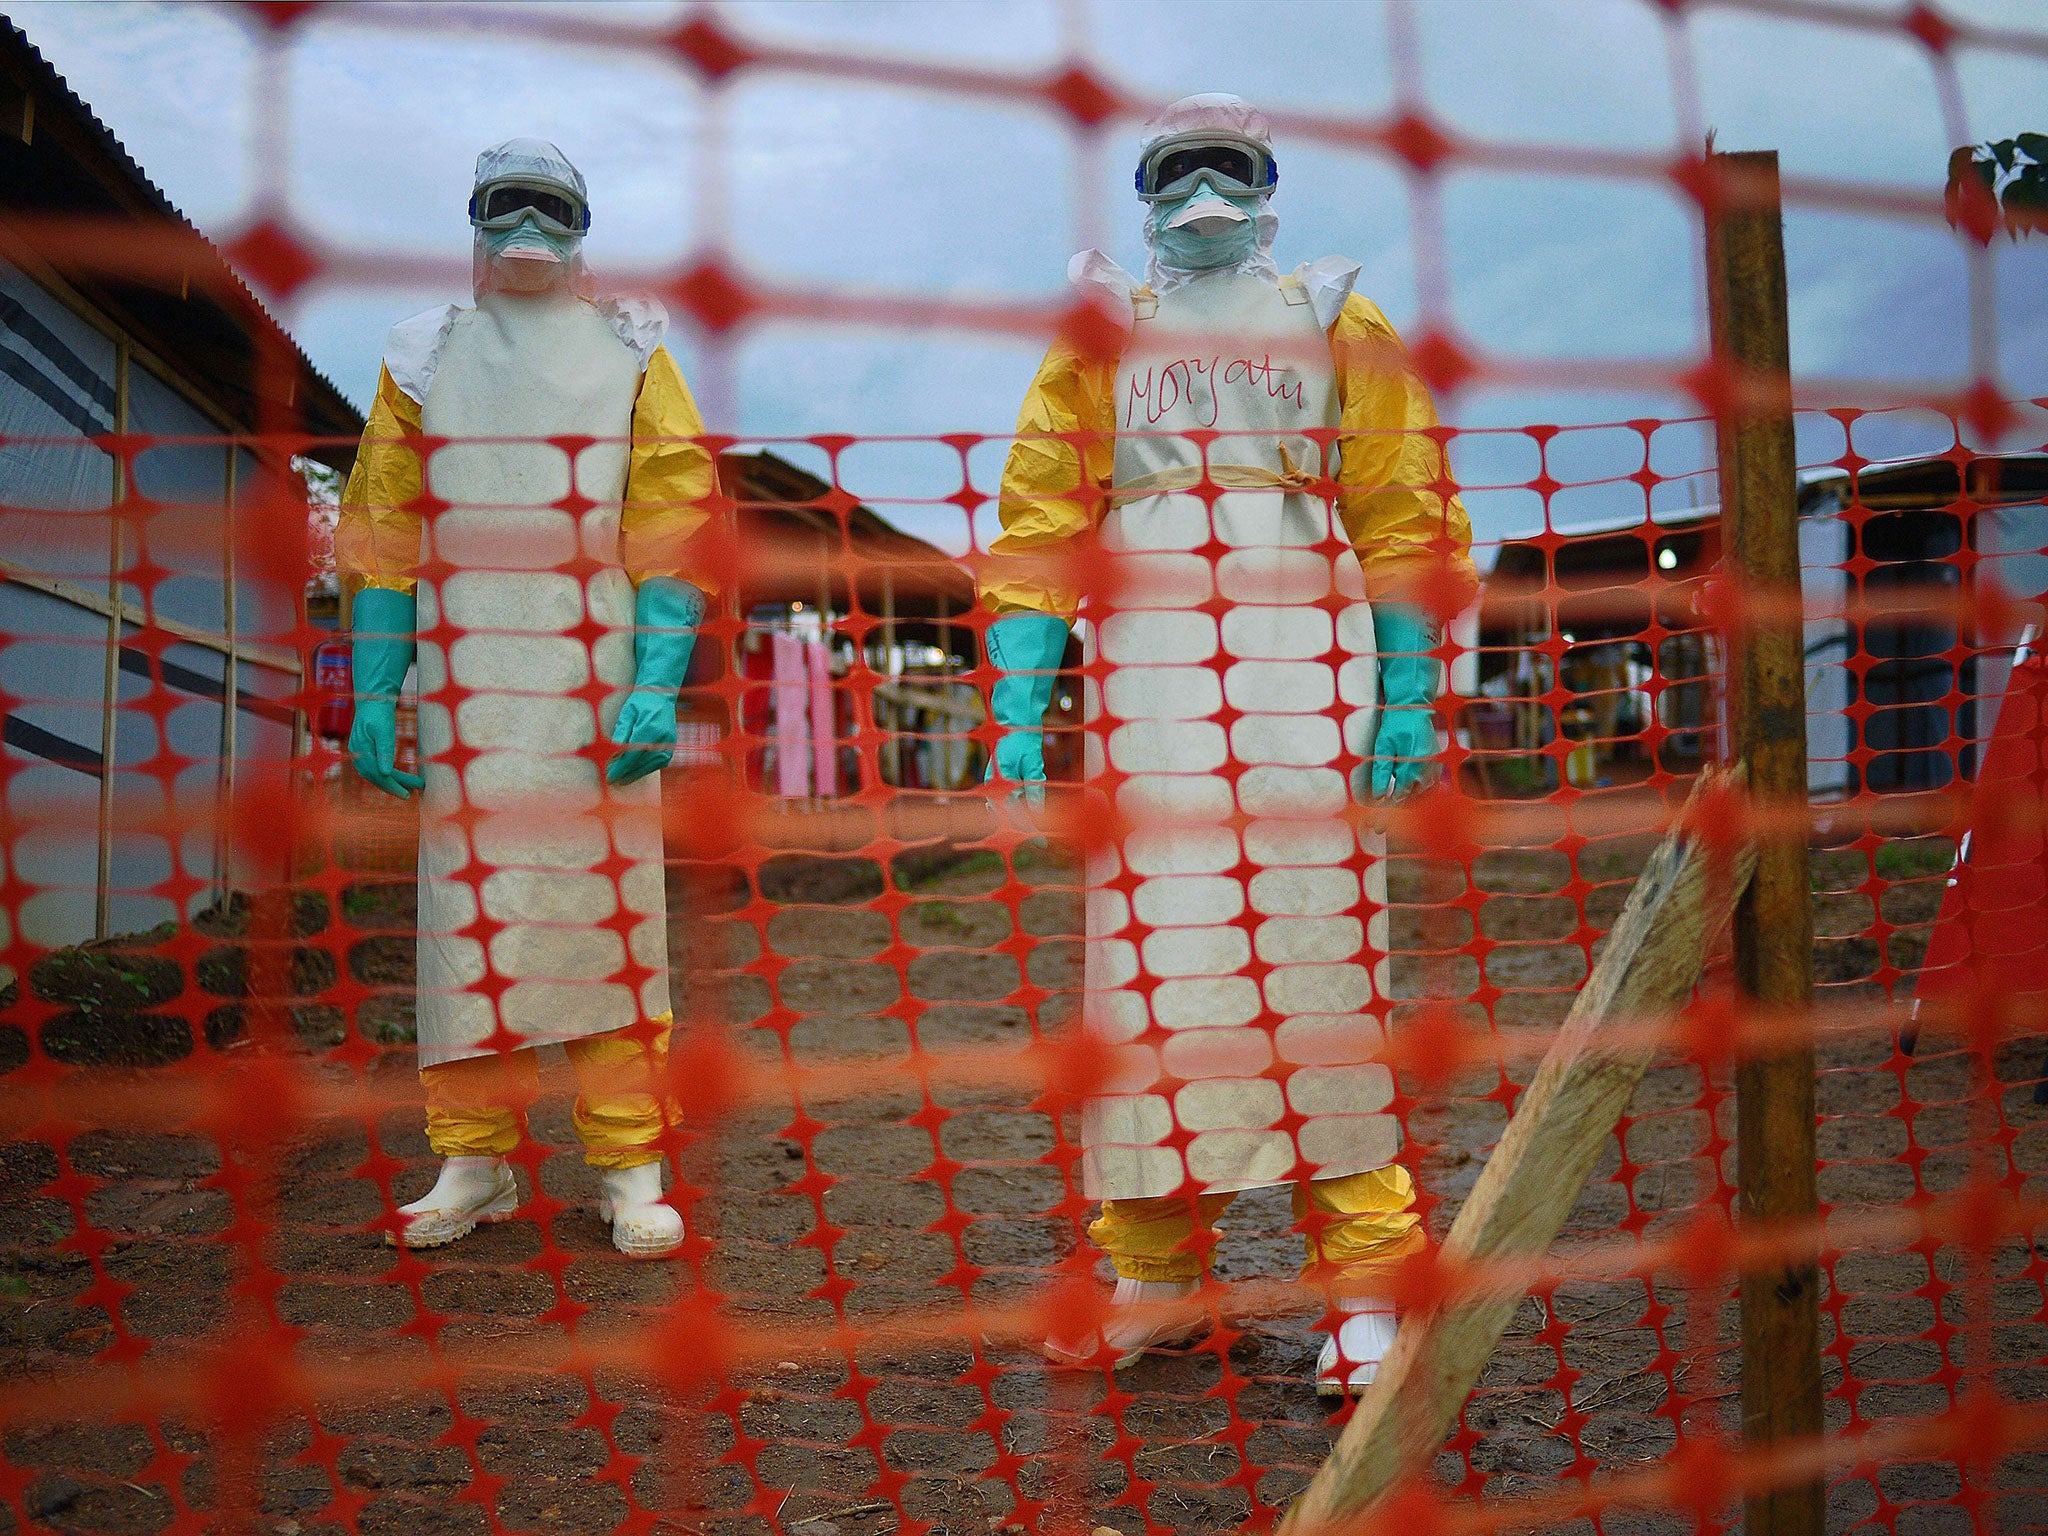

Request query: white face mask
[
  {"left": 483, "top": 213, "right": 580, "bottom": 293},
  {"left": 467, "top": 140, "right": 593, "bottom": 299},
  {"left": 1148, "top": 174, "right": 1262, "bottom": 270}
]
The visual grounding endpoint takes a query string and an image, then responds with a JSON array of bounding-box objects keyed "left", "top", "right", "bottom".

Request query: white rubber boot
[
  {"left": 1315, "top": 1296, "right": 1398, "bottom": 1397},
  {"left": 598, "top": 1160, "right": 685, "bottom": 1259},
  {"left": 1044, "top": 1277, "right": 1205, "bottom": 1368},
  {"left": 388, "top": 1156, "right": 519, "bottom": 1249}
]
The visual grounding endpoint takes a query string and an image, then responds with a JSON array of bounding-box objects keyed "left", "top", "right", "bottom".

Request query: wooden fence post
[
  {"left": 1706, "top": 146, "right": 1825, "bottom": 1536},
  {"left": 1271, "top": 771, "right": 1756, "bottom": 1536}
]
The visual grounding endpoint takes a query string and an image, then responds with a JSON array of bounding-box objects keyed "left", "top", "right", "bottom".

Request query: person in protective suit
[
  {"left": 979, "top": 95, "right": 1474, "bottom": 1392},
  {"left": 335, "top": 139, "right": 714, "bottom": 1259}
]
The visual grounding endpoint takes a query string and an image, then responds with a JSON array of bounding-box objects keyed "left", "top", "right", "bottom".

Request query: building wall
[
  {"left": 1799, "top": 495, "right": 1856, "bottom": 800},
  {"left": 0, "top": 253, "right": 302, "bottom": 953},
  {"left": 1475, "top": 487, "right": 2048, "bottom": 801}
]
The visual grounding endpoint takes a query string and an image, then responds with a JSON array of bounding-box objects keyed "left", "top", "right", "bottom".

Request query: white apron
[
  {"left": 1080, "top": 267, "right": 1397, "bottom": 1201},
  {"left": 412, "top": 292, "right": 670, "bottom": 1068}
]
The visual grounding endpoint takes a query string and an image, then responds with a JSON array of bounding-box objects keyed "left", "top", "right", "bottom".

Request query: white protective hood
[
  {"left": 1137, "top": 93, "right": 1281, "bottom": 295},
  {"left": 1066, "top": 92, "right": 1363, "bottom": 333},
  {"left": 470, "top": 136, "right": 595, "bottom": 301}
]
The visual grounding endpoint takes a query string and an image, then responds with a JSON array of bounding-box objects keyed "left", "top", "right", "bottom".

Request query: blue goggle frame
[{"left": 1135, "top": 135, "right": 1278, "bottom": 200}]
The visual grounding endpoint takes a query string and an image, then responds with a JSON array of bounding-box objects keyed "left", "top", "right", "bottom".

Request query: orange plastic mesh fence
[{"left": 3, "top": 5, "right": 2047, "bottom": 1536}]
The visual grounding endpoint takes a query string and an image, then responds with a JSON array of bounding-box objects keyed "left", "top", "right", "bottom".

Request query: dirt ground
[{"left": 4, "top": 788, "right": 2047, "bottom": 1536}]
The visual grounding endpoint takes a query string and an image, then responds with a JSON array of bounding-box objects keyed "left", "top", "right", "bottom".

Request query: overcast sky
[{"left": 12, "top": 0, "right": 2048, "bottom": 559}]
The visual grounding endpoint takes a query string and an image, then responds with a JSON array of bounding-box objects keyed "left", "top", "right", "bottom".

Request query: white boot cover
[
  {"left": 390, "top": 1156, "right": 519, "bottom": 1249},
  {"left": 599, "top": 1161, "right": 684, "bottom": 1259},
  {"left": 1044, "top": 1277, "right": 1205, "bottom": 1368},
  {"left": 1315, "top": 1295, "right": 1398, "bottom": 1397}
]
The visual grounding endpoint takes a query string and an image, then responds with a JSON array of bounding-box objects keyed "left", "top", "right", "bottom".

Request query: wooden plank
[
  {"left": 94, "top": 341, "right": 127, "bottom": 938},
  {"left": 1274, "top": 766, "right": 1757, "bottom": 1536},
  {"left": 873, "top": 677, "right": 986, "bottom": 726},
  {"left": 0, "top": 557, "right": 301, "bottom": 675},
  {"left": 217, "top": 450, "right": 240, "bottom": 902},
  {"left": 1706, "top": 146, "right": 1825, "bottom": 1536},
  {"left": 0, "top": 225, "right": 248, "bottom": 438}
]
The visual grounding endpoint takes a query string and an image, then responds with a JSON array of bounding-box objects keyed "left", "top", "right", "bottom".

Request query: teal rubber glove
[
  {"left": 608, "top": 576, "right": 706, "bottom": 786},
  {"left": 1369, "top": 601, "right": 1443, "bottom": 800},
  {"left": 984, "top": 613, "right": 1070, "bottom": 785},
  {"left": 348, "top": 586, "right": 425, "bottom": 800}
]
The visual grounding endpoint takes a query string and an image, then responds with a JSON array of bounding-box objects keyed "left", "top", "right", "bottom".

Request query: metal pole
[
  {"left": 94, "top": 341, "right": 130, "bottom": 939},
  {"left": 881, "top": 566, "right": 898, "bottom": 786},
  {"left": 935, "top": 596, "right": 957, "bottom": 787},
  {"left": 1707, "top": 147, "right": 1823, "bottom": 1536}
]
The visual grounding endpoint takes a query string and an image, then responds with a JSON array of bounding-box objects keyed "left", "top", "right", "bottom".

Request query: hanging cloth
[
  {"left": 772, "top": 631, "right": 812, "bottom": 798},
  {"left": 807, "top": 636, "right": 837, "bottom": 797}
]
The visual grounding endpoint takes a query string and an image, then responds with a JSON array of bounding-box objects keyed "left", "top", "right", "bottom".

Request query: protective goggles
[
  {"left": 468, "top": 180, "right": 590, "bottom": 234},
  {"left": 1135, "top": 134, "right": 1278, "bottom": 201}
]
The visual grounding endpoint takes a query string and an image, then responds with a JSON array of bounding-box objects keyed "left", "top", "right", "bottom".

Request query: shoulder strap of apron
[{"left": 1276, "top": 272, "right": 1347, "bottom": 378}]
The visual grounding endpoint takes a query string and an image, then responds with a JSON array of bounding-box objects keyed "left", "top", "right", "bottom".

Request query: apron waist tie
[{"left": 1108, "top": 451, "right": 1318, "bottom": 506}]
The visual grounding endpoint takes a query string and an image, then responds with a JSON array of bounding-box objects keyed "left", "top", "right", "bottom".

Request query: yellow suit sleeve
[
  {"left": 620, "top": 345, "right": 720, "bottom": 594},
  {"left": 979, "top": 333, "right": 1118, "bottom": 619},
  {"left": 334, "top": 366, "right": 425, "bottom": 596},
  {"left": 1331, "top": 294, "right": 1476, "bottom": 603}
]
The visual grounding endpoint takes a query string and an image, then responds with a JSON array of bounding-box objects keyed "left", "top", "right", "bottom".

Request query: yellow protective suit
[
  {"left": 336, "top": 326, "right": 716, "bottom": 1162},
  {"left": 981, "top": 291, "right": 1474, "bottom": 619},
  {"left": 421, "top": 1024, "right": 671, "bottom": 1171},
  {"left": 1090, "top": 1166, "right": 1424, "bottom": 1284},
  {"left": 982, "top": 286, "right": 1471, "bottom": 1290},
  {"left": 336, "top": 343, "right": 719, "bottom": 598}
]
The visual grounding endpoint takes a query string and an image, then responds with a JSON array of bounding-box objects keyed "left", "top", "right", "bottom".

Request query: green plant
[
  {"left": 1873, "top": 838, "right": 1959, "bottom": 882},
  {"left": 914, "top": 902, "right": 967, "bottom": 933},
  {"left": 897, "top": 847, "right": 1004, "bottom": 891}
]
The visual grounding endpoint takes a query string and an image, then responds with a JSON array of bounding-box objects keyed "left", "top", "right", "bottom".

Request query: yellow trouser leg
[
  {"left": 564, "top": 1017, "right": 673, "bottom": 1171},
  {"left": 421, "top": 1049, "right": 538, "bottom": 1159},
  {"left": 1294, "top": 1165, "right": 1427, "bottom": 1292},
  {"left": 1088, "top": 1191, "right": 1237, "bottom": 1282}
]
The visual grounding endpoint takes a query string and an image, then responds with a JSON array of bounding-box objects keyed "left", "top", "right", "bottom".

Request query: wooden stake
[
  {"left": 94, "top": 340, "right": 130, "bottom": 939},
  {"left": 1276, "top": 768, "right": 1756, "bottom": 1536},
  {"left": 216, "top": 446, "right": 239, "bottom": 905},
  {"left": 1706, "top": 146, "right": 1824, "bottom": 1536}
]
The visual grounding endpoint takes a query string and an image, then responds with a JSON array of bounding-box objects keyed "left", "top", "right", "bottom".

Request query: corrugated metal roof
[{"left": 0, "top": 14, "right": 363, "bottom": 456}]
